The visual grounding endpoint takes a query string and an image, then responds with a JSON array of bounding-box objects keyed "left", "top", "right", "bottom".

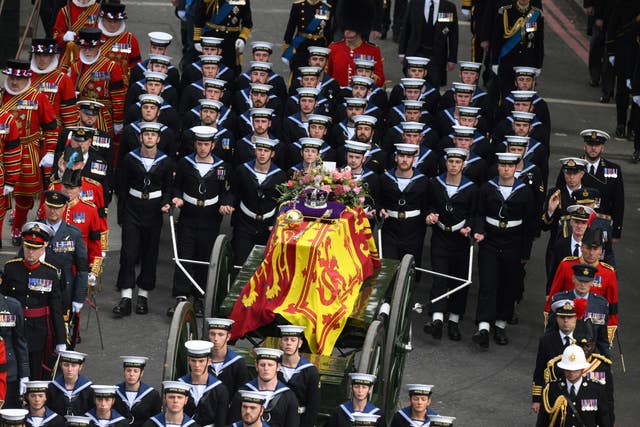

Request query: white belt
[
  {"left": 183, "top": 192, "right": 219, "bottom": 207},
  {"left": 436, "top": 219, "right": 466, "bottom": 232},
  {"left": 240, "top": 201, "right": 276, "bottom": 221},
  {"left": 129, "top": 189, "right": 162, "bottom": 200},
  {"left": 486, "top": 216, "right": 523, "bottom": 229},
  {"left": 387, "top": 209, "right": 421, "bottom": 219}
]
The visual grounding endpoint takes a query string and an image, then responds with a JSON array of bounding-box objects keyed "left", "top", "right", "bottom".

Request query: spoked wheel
[
  {"left": 162, "top": 301, "right": 198, "bottom": 381},
  {"left": 202, "top": 234, "right": 233, "bottom": 335},
  {"left": 382, "top": 254, "right": 415, "bottom": 416},
  {"left": 357, "top": 319, "right": 386, "bottom": 408}
]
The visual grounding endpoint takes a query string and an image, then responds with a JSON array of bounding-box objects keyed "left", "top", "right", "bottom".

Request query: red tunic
[
  {"left": 67, "top": 56, "right": 126, "bottom": 134},
  {"left": 100, "top": 30, "right": 141, "bottom": 87},
  {"left": 326, "top": 39, "right": 385, "bottom": 87},
  {"left": 31, "top": 70, "right": 78, "bottom": 128},
  {"left": 52, "top": 2, "right": 100, "bottom": 70},
  {"left": 1, "top": 88, "right": 58, "bottom": 197},
  {"left": 545, "top": 257, "right": 619, "bottom": 326},
  {"left": 62, "top": 197, "right": 104, "bottom": 269},
  {"left": 0, "top": 111, "right": 21, "bottom": 217}
]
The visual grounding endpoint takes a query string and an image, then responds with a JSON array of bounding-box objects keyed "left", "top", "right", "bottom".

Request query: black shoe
[
  {"left": 493, "top": 327, "right": 509, "bottom": 345},
  {"left": 599, "top": 96, "right": 610, "bottom": 103},
  {"left": 166, "top": 297, "right": 187, "bottom": 317},
  {"left": 589, "top": 79, "right": 599, "bottom": 87},
  {"left": 135, "top": 296, "right": 149, "bottom": 315},
  {"left": 508, "top": 302, "right": 519, "bottom": 325},
  {"left": 447, "top": 321, "right": 461, "bottom": 341},
  {"left": 113, "top": 298, "right": 132, "bottom": 317},
  {"left": 633, "top": 150, "right": 640, "bottom": 163},
  {"left": 615, "top": 124, "right": 626, "bottom": 138},
  {"left": 472, "top": 330, "right": 489, "bottom": 349},
  {"left": 423, "top": 321, "right": 433, "bottom": 335},
  {"left": 627, "top": 125, "right": 635, "bottom": 141},
  {"left": 194, "top": 298, "right": 204, "bottom": 318},
  {"left": 431, "top": 319, "right": 443, "bottom": 339}
]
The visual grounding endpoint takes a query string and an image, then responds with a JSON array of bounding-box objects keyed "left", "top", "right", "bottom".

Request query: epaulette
[
  {"left": 599, "top": 262, "right": 615, "bottom": 271},
  {"left": 561, "top": 256, "right": 579, "bottom": 262},
  {"left": 596, "top": 213, "right": 612, "bottom": 221},
  {"left": 498, "top": 5, "right": 511, "bottom": 14},
  {"left": 364, "top": 41, "right": 378, "bottom": 47},
  {"left": 546, "top": 354, "right": 562, "bottom": 368},
  {"left": 50, "top": 178, "right": 61, "bottom": 184},
  {"left": 40, "top": 260, "right": 59, "bottom": 270},
  {"left": 80, "top": 199, "right": 97, "bottom": 208},
  {"left": 591, "top": 353, "right": 613, "bottom": 365},
  {"left": 84, "top": 176, "right": 101, "bottom": 186},
  {"left": 322, "top": 0, "right": 332, "bottom": 7},
  {"left": 531, "top": 6, "right": 543, "bottom": 14},
  {"left": 5, "top": 257, "right": 23, "bottom": 264},
  {"left": 293, "top": 0, "right": 304, "bottom": 3}
]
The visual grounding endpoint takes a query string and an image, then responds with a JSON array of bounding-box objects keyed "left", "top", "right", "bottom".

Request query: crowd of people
[{"left": 0, "top": 0, "right": 630, "bottom": 425}]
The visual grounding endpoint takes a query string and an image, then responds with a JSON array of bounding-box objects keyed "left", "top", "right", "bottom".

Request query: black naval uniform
[
  {"left": 426, "top": 174, "right": 478, "bottom": 316},
  {"left": 0, "top": 295, "right": 29, "bottom": 408},
  {"left": 171, "top": 153, "right": 231, "bottom": 299},
  {"left": 26, "top": 407, "right": 66, "bottom": 427},
  {"left": 283, "top": 0, "right": 333, "bottom": 73},
  {"left": 47, "top": 374, "right": 95, "bottom": 416},
  {"left": 116, "top": 148, "right": 174, "bottom": 292},
  {"left": 179, "top": 373, "right": 229, "bottom": 427},
  {"left": 120, "top": 122, "right": 180, "bottom": 165},
  {"left": 277, "top": 356, "right": 320, "bottom": 427},
  {"left": 114, "top": 382, "right": 162, "bottom": 427},
  {"left": 85, "top": 408, "right": 128, "bottom": 427},
  {"left": 491, "top": 2, "right": 544, "bottom": 98},
  {"left": 229, "top": 160, "right": 287, "bottom": 265},
  {"left": 142, "top": 413, "right": 199, "bottom": 427},
  {"left": 326, "top": 401, "right": 385, "bottom": 427},
  {"left": 378, "top": 168, "right": 429, "bottom": 266},
  {"left": 229, "top": 380, "right": 300, "bottom": 427},
  {"left": 125, "top": 103, "right": 181, "bottom": 135},
  {"left": 388, "top": 82, "right": 441, "bottom": 115},
  {"left": 537, "top": 378, "right": 612, "bottom": 427},
  {"left": 531, "top": 329, "right": 569, "bottom": 405},
  {"left": 1, "top": 258, "right": 66, "bottom": 380},
  {"left": 130, "top": 60, "right": 181, "bottom": 89},
  {"left": 474, "top": 177, "right": 536, "bottom": 327},
  {"left": 180, "top": 60, "right": 236, "bottom": 92},
  {"left": 580, "top": 157, "right": 624, "bottom": 239},
  {"left": 208, "top": 348, "right": 251, "bottom": 400},
  {"left": 125, "top": 82, "right": 180, "bottom": 111}
]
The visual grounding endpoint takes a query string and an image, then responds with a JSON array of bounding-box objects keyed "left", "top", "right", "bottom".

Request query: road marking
[
  {"left": 554, "top": 133, "right": 568, "bottom": 136},
  {"left": 544, "top": 0, "right": 589, "bottom": 51},
  {"left": 126, "top": 1, "right": 172, "bottom": 6},
  {"left": 542, "top": 0, "right": 588, "bottom": 64},
  {"left": 545, "top": 97, "right": 615, "bottom": 108}
]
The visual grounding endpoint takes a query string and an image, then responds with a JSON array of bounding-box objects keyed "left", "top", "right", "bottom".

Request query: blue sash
[
  {"left": 498, "top": 9, "right": 540, "bottom": 63},
  {"left": 209, "top": 2, "right": 234, "bottom": 26},
  {"left": 282, "top": 4, "right": 329, "bottom": 61}
]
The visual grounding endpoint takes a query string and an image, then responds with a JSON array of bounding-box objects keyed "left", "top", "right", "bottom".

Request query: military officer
[
  {"left": 24, "top": 380, "right": 66, "bottom": 427},
  {"left": 142, "top": 382, "right": 198, "bottom": 427},
  {"left": 1, "top": 223, "right": 66, "bottom": 379},
  {"left": 113, "top": 357, "right": 162, "bottom": 427},
  {"left": 168, "top": 127, "right": 231, "bottom": 317},
  {"left": 85, "top": 385, "right": 127, "bottom": 427},
  {"left": 0, "top": 294, "right": 29, "bottom": 408},
  {"left": 282, "top": 0, "right": 333, "bottom": 74},
  {"left": 229, "top": 348, "right": 299, "bottom": 427},
  {"left": 276, "top": 326, "right": 320, "bottom": 427},
  {"left": 228, "top": 391, "right": 269, "bottom": 427},
  {"left": 205, "top": 318, "right": 250, "bottom": 400},
  {"left": 326, "top": 373, "right": 384, "bottom": 427},
  {"left": 47, "top": 351, "right": 94, "bottom": 416},
  {"left": 424, "top": 148, "right": 478, "bottom": 341},
  {"left": 181, "top": 100, "right": 236, "bottom": 162},
  {"left": 114, "top": 122, "right": 174, "bottom": 317},
  {"left": 178, "top": 341, "right": 229, "bottom": 427},
  {"left": 390, "top": 384, "right": 438, "bottom": 426},
  {"left": 472, "top": 153, "right": 536, "bottom": 349}
]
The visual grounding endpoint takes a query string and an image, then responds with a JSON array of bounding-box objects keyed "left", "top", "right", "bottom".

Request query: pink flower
[
  {"left": 353, "top": 186, "right": 361, "bottom": 194},
  {"left": 359, "top": 196, "right": 366, "bottom": 203},
  {"left": 287, "top": 180, "right": 294, "bottom": 187},
  {"left": 321, "top": 184, "right": 332, "bottom": 192},
  {"left": 343, "top": 185, "right": 351, "bottom": 192},
  {"left": 343, "top": 170, "right": 352, "bottom": 179}
]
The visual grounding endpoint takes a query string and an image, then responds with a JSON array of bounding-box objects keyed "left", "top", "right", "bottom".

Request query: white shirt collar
[
  {"left": 570, "top": 235, "right": 581, "bottom": 257},
  {"left": 586, "top": 158, "right": 600, "bottom": 174}
]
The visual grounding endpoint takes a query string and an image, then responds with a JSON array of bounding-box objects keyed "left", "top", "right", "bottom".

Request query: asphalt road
[{"left": 1, "top": 0, "right": 638, "bottom": 425}]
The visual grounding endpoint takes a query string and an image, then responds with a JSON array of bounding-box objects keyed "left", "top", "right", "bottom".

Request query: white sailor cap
[
  {"left": 348, "top": 373, "right": 376, "bottom": 385},
  {"left": 406, "top": 384, "right": 434, "bottom": 396},
  {"left": 559, "top": 157, "right": 587, "bottom": 170},
  {"left": 513, "top": 66, "right": 537, "bottom": 76},
  {"left": 505, "top": 135, "right": 530, "bottom": 146},
  {"left": 139, "top": 122, "right": 163, "bottom": 133},
  {"left": 239, "top": 390, "right": 268, "bottom": 404},
  {"left": 203, "top": 78, "right": 226, "bottom": 89},
  {"left": 0, "top": 410, "right": 28, "bottom": 424},
  {"left": 24, "top": 381, "right": 50, "bottom": 393},
  {"left": 200, "top": 37, "right": 224, "bottom": 47},
  {"left": 277, "top": 325, "right": 305, "bottom": 337},
  {"left": 496, "top": 152, "right": 521, "bottom": 164},
  {"left": 184, "top": 340, "right": 213, "bottom": 357},
  {"left": 512, "top": 111, "right": 536, "bottom": 122},
  {"left": 444, "top": 148, "right": 468, "bottom": 160},
  {"left": 344, "top": 140, "right": 370, "bottom": 154},
  {"left": 143, "top": 71, "right": 167, "bottom": 82},
  {"left": 511, "top": 90, "right": 537, "bottom": 100},
  {"left": 353, "top": 114, "right": 377, "bottom": 127},
  {"left": 296, "top": 87, "right": 320, "bottom": 98},
  {"left": 402, "top": 100, "right": 424, "bottom": 110},
  {"left": 452, "top": 125, "right": 475, "bottom": 137},
  {"left": 91, "top": 385, "right": 118, "bottom": 397},
  {"left": 354, "top": 59, "right": 375, "bottom": 69},
  {"left": 394, "top": 143, "right": 420, "bottom": 155},
  {"left": 148, "top": 54, "right": 172, "bottom": 65},
  {"left": 65, "top": 416, "right": 91, "bottom": 427},
  {"left": 120, "top": 356, "right": 148, "bottom": 368},
  {"left": 251, "top": 41, "right": 273, "bottom": 52},
  {"left": 162, "top": 381, "right": 191, "bottom": 395},
  {"left": 58, "top": 350, "right": 87, "bottom": 363},
  {"left": 405, "top": 56, "right": 430, "bottom": 67},
  {"left": 250, "top": 107, "right": 274, "bottom": 118},
  {"left": 138, "top": 93, "right": 164, "bottom": 106},
  {"left": 299, "top": 137, "right": 323, "bottom": 149},
  {"left": 199, "top": 55, "right": 221, "bottom": 64},
  {"left": 400, "top": 121, "right": 424, "bottom": 133},
  {"left": 308, "top": 46, "right": 331, "bottom": 57},
  {"left": 199, "top": 99, "right": 223, "bottom": 111},
  {"left": 458, "top": 106, "right": 480, "bottom": 117},
  {"left": 250, "top": 61, "right": 272, "bottom": 71},
  {"left": 148, "top": 31, "right": 172, "bottom": 46},
  {"left": 352, "top": 413, "right": 380, "bottom": 426},
  {"left": 344, "top": 97, "right": 367, "bottom": 107},
  {"left": 253, "top": 137, "right": 279, "bottom": 150},
  {"left": 254, "top": 347, "right": 283, "bottom": 361},
  {"left": 430, "top": 415, "right": 456, "bottom": 426},
  {"left": 453, "top": 82, "right": 475, "bottom": 93},
  {"left": 580, "top": 129, "right": 610, "bottom": 145},
  {"left": 250, "top": 83, "right": 273, "bottom": 93},
  {"left": 206, "top": 318, "right": 235, "bottom": 330},
  {"left": 458, "top": 61, "right": 482, "bottom": 71},
  {"left": 298, "top": 66, "right": 321, "bottom": 76},
  {"left": 352, "top": 76, "right": 375, "bottom": 87},
  {"left": 400, "top": 77, "right": 425, "bottom": 89},
  {"left": 191, "top": 125, "right": 218, "bottom": 140},
  {"left": 307, "top": 114, "right": 332, "bottom": 125}
]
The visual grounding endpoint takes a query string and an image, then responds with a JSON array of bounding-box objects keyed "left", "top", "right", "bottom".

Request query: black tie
[
  {"left": 569, "top": 384, "right": 577, "bottom": 401},
  {"left": 564, "top": 336, "right": 572, "bottom": 347},
  {"left": 573, "top": 243, "right": 579, "bottom": 257},
  {"left": 590, "top": 165, "right": 596, "bottom": 175},
  {"left": 427, "top": 1, "right": 435, "bottom": 25}
]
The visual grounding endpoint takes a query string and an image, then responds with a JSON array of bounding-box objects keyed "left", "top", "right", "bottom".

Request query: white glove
[
  {"left": 39, "top": 152, "right": 54, "bottom": 168},
  {"left": 177, "top": 10, "right": 187, "bottom": 21},
  {"left": 19, "top": 377, "right": 29, "bottom": 395},
  {"left": 102, "top": 251, "right": 107, "bottom": 258},
  {"left": 491, "top": 65, "right": 499, "bottom": 75},
  {"left": 3, "top": 184, "right": 13, "bottom": 196},
  {"left": 195, "top": 42, "right": 202, "bottom": 53},
  {"left": 461, "top": 8, "right": 471, "bottom": 20},
  {"left": 114, "top": 123, "right": 124, "bottom": 134},
  {"left": 88, "top": 273, "right": 97, "bottom": 288},
  {"left": 608, "top": 56, "right": 615, "bottom": 66},
  {"left": 72, "top": 302, "right": 84, "bottom": 313},
  {"left": 535, "top": 68, "right": 542, "bottom": 77},
  {"left": 235, "top": 38, "right": 245, "bottom": 53},
  {"left": 633, "top": 95, "right": 640, "bottom": 106},
  {"left": 626, "top": 79, "right": 631, "bottom": 89},
  {"left": 55, "top": 344, "right": 66, "bottom": 353},
  {"left": 281, "top": 56, "right": 290, "bottom": 66},
  {"left": 63, "top": 31, "right": 76, "bottom": 42}
]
